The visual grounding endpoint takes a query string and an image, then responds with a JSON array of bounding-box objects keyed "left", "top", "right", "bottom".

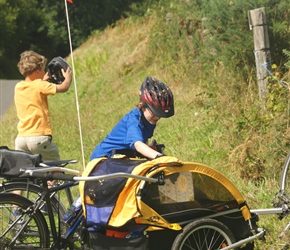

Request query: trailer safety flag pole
[{"left": 64, "top": 0, "right": 86, "bottom": 169}]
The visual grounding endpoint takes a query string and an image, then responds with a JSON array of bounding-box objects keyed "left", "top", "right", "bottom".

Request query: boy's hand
[{"left": 62, "top": 67, "right": 72, "bottom": 81}]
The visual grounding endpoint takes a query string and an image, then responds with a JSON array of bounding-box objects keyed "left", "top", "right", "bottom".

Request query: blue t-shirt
[{"left": 90, "top": 108, "right": 156, "bottom": 160}]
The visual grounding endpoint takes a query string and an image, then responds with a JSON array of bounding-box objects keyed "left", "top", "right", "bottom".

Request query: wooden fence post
[{"left": 248, "top": 7, "right": 271, "bottom": 103}]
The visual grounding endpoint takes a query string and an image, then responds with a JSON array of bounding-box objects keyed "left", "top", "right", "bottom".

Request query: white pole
[{"left": 64, "top": 0, "right": 86, "bottom": 169}]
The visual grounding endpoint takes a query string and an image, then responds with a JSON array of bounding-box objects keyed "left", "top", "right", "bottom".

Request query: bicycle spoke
[{"left": 0, "top": 194, "right": 49, "bottom": 249}]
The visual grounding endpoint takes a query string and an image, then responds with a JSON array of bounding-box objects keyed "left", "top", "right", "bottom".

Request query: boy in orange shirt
[{"left": 14, "top": 50, "right": 72, "bottom": 162}]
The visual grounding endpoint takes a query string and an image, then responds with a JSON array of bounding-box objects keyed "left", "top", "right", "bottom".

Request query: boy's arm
[
  {"left": 134, "top": 141, "right": 163, "bottom": 159},
  {"left": 56, "top": 68, "right": 72, "bottom": 93}
]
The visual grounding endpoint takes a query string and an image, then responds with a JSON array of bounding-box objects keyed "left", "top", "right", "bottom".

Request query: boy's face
[{"left": 144, "top": 108, "right": 160, "bottom": 124}]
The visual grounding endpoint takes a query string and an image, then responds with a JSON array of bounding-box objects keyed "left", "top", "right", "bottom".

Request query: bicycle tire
[
  {"left": 171, "top": 218, "right": 236, "bottom": 250},
  {"left": 279, "top": 152, "right": 290, "bottom": 194},
  {"left": 0, "top": 180, "right": 68, "bottom": 247},
  {"left": 0, "top": 181, "right": 66, "bottom": 217},
  {"left": 0, "top": 193, "right": 50, "bottom": 249},
  {"left": 0, "top": 182, "right": 86, "bottom": 249}
]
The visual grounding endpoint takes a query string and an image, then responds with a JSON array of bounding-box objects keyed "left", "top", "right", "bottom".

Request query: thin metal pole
[{"left": 64, "top": 0, "right": 86, "bottom": 169}]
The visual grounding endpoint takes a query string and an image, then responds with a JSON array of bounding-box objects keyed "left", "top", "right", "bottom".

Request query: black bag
[{"left": 0, "top": 146, "right": 42, "bottom": 177}]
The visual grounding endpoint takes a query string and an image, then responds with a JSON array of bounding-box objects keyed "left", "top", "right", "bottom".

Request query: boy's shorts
[{"left": 15, "top": 135, "right": 60, "bottom": 161}]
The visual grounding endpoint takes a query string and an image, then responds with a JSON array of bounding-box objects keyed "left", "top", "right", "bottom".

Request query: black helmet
[
  {"left": 47, "top": 57, "right": 70, "bottom": 84},
  {"left": 140, "top": 76, "right": 174, "bottom": 118}
]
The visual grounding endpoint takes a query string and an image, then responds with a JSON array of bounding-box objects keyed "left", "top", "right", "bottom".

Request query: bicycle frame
[
  {"left": 279, "top": 152, "right": 290, "bottom": 194},
  {"left": 40, "top": 180, "right": 79, "bottom": 247}
]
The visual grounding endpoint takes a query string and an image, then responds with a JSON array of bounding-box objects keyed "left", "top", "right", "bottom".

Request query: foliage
[
  {"left": 126, "top": 0, "right": 290, "bottom": 184},
  {"left": 133, "top": 0, "right": 290, "bottom": 82},
  {"left": 1, "top": 0, "right": 290, "bottom": 247},
  {"left": 0, "top": 0, "right": 144, "bottom": 78},
  {"left": 0, "top": 0, "right": 42, "bottom": 77}
]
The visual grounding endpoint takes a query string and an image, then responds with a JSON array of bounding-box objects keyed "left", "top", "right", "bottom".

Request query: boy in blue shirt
[
  {"left": 62, "top": 76, "right": 174, "bottom": 226},
  {"left": 90, "top": 76, "right": 174, "bottom": 160}
]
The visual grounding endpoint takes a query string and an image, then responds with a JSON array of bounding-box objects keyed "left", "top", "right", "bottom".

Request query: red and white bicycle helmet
[{"left": 140, "top": 76, "right": 174, "bottom": 118}]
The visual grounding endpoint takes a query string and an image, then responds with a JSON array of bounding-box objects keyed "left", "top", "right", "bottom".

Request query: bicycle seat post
[{"left": 41, "top": 178, "right": 59, "bottom": 240}]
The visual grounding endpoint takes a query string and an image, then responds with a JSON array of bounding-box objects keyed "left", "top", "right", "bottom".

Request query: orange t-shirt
[{"left": 14, "top": 79, "right": 57, "bottom": 136}]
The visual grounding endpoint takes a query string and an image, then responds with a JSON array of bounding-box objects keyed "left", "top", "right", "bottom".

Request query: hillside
[{"left": 1, "top": 1, "right": 290, "bottom": 248}]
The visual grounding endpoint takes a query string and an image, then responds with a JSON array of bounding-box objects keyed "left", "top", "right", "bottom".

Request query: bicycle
[
  {"left": 0, "top": 161, "right": 162, "bottom": 249},
  {"left": 0, "top": 142, "right": 169, "bottom": 249},
  {"left": 250, "top": 152, "right": 290, "bottom": 249},
  {"left": 0, "top": 165, "right": 84, "bottom": 249},
  {"left": 271, "top": 152, "right": 290, "bottom": 249},
  {"left": 0, "top": 147, "right": 83, "bottom": 247},
  {"left": 0, "top": 158, "right": 79, "bottom": 216}
]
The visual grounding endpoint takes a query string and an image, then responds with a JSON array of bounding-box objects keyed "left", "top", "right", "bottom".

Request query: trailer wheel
[{"left": 171, "top": 218, "right": 236, "bottom": 250}]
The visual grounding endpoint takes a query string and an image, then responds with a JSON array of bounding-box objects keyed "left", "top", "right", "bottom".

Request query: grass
[{"left": 1, "top": 11, "right": 290, "bottom": 249}]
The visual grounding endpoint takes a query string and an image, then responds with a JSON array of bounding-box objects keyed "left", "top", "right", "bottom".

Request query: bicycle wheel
[
  {"left": 0, "top": 181, "right": 69, "bottom": 246},
  {"left": 279, "top": 153, "right": 290, "bottom": 195},
  {"left": 171, "top": 218, "right": 236, "bottom": 250},
  {"left": 0, "top": 181, "right": 66, "bottom": 217},
  {"left": 0, "top": 193, "right": 49, "bottom": 249}
]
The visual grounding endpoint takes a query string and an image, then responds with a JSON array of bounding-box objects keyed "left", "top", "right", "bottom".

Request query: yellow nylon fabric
[
  {"left": 79, "top": 156, "right": 251, "bottom": 229},
  {"left": 108, "top": 156, "right": 182, "bottom": 228}
]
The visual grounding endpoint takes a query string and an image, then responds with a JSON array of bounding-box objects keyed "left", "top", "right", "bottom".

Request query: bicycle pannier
[{"left": 0, "top": 146, "right": 42, "bottom": 177}]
